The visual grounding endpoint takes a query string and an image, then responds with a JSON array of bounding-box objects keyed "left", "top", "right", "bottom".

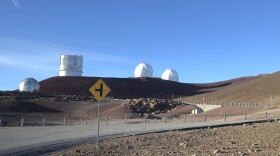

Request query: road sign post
[
  {"left": 97, "top": 101, "right": 100, "bottom": 149},
  {"left": 89, "top": 79, "right": 111, "bottom": 150}
]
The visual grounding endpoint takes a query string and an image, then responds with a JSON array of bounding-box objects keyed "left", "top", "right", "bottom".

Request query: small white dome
[
  {"left": 19, "top": 78, "right": 40, "bottom": 92},
  {"left": 134, "top": 63, "right": 153, "bottom": 77},
  {"left": 162, "top": 69, "right": 179, "bottom": 82}
]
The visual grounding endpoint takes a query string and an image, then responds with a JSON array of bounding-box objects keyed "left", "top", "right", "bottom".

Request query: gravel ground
[{"left": 50, "top": 122, "right": 280, "bottom": 156}]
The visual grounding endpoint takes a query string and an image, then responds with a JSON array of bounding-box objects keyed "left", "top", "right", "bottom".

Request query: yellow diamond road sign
[{"left": 89, "top": 79, "right": 111, "bottom": 101}]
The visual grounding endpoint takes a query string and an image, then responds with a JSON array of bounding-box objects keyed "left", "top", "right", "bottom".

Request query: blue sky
[{"left": 1, "top": 0, "right": 280, "bottom": 90}]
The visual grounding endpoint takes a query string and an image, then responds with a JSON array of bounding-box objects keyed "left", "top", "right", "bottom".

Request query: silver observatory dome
[{"left": 18, "top": 78, "right": 40, "bottom": 92}]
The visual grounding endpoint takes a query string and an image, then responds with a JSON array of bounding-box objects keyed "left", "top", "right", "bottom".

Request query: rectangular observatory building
[{"left": 59, "top": 55, "right": 83, "bottom": 76}]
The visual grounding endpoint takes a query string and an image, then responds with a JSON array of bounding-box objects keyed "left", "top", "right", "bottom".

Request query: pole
[
  {"left": 271, "top": 96, "right": 274, "bottom": 107},
  {"left": 106, "top": 114, "right": 108, "bottom": 128},
  {"left": 203, "top": 97, "right": 206, "bottom": 115},
  {"left": 224, "top": 113, "right": 227, "bottom": 122},
  {"left": 96, "top": 101, "right": 100, "bottom": 150},
  {"left": 43, "top": 117, "right": 45, "bottom": 126},
  {"left": 21, "top": 118, "right": 24, "bottom": 127}
]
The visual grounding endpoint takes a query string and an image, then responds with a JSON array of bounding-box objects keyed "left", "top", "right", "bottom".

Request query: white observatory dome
[
  {"left": 19, "top": 78, "right": 40, "bottom": 92},
  {"left": 134, "top": 63, "right": 153, "bottom": 77},
  {"left": 162, "top": 69, "right": 179, "bottom": 82},
  {"left": 59, "top": 55, "right": 83, "bottom": 76}
]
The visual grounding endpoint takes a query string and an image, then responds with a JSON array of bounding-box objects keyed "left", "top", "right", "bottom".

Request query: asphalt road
[{"left": 0, "top": 119, "right": 277, "bottom": 156}]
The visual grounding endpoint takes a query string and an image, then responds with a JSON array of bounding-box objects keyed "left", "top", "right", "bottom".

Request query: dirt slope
[
  {"left": 39, "top": 76, "right": 258, "bottom": 99},
  {"left": 183, "top": 72, "right": 280, "bottom": 106}
]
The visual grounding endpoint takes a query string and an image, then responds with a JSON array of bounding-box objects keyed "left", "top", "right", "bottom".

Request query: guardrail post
[
  {"left": 125, "top": 115, "right": 127, "bottom": 124},
  {"left": 184, "top": 114, "right": 187, "bottom": 123},
  {"left": 64, "top": 117, "right": 66, "bottom": 126},
  {"left": 21, "top": 118, "right": 24, "bottom": 127},
  {"left": 244, "top": 113, "right": 247, "bottom": 120},
  {"left": 265, "top": 112, "right": 268, "bottom": 119},
  {"left": 204, "top": 114, "right": 207, "bottom": 122},
  {"left": 106, "top": 115, "right": 108, "bottom": 128},
  {"left": 224, "top": 113, "right": 227, "bottom": 121},
  {"left": 43, "top": 117, "right": 45, "bottom": 126}
]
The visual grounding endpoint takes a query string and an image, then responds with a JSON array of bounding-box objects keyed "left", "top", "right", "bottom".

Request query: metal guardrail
[
  {"left": 0, "top": 111, "right": 275, "bottom": 128},
  {"left": 184, "top": 101, "right": 264, "bottom": 107}
]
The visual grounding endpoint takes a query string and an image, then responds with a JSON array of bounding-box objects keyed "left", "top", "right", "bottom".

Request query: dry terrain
[
  {"left": 183, "top": 72, "right": 280, "bottom": 106},
  {"left": 0, "top": 92, "right": 197, "bottom": 126},
  {"left": 2, "top": 73, "right": 280, "bottom": 155},
  {"left": 50, "top": 122, "right": 280, "bottom": 156},
  {"left": 39, "top": 76, "right": 258, "bottom": 99},
  {"left": 0, "top": 92, "right": 130, "bottom": 126},
  {"left": 0, "top": 74, "right": 265, "bottom": 126}
]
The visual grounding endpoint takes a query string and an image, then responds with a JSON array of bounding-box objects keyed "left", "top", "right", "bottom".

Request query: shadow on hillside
[
  {"left": 39, "top": 77, "right": 234, "bottom": 99},
  {"left": 0, "top": 100, "right": 62, "bottom": 113}
]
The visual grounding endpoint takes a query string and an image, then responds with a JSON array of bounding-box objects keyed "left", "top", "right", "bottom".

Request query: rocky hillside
[
  {"left": 124, "top": 98, "right": 187, "bottom": 117},
  {"left": 0, "top": 91, "right": 96, "bottom": 102}
]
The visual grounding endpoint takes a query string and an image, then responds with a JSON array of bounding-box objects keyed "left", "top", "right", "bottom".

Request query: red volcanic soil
[
  {"left": 191, "top": 76, "right": 258, "bottom": 87},
  {"left": 39, "top": 76, "right": 258, "bottom": 99}
]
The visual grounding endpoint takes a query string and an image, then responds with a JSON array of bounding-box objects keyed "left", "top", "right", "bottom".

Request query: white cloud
[
  {"left": 0, "top": 54, "right": 57, "bottom": 75},
  {"left": 11, "top": 0, "right": 20, "bottom": 8},
  {"left": 52, "top": 46, "right": 133, "bottom": 63},
  {"left": 0, "top": 38, "right": 134, "bottom": 78},
  {"left": 0, "top": 37, "right": 135, "bottom": 90},
  {"left": 0, "top": 38, "right": 133, "bottom": 63}
]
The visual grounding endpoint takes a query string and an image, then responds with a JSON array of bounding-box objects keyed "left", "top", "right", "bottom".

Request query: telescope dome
[
  {"left": 19, "top": 78, "right": 40, "bottom": 92},
  {"left": 134, "top": 63, "right": 153, "bottom": 77},
  {"left": 162, "top": 69, "right": 179, "bottom": 82},
  {"left": 59, "top": 55, "right": 83, "bottom": 76}
]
